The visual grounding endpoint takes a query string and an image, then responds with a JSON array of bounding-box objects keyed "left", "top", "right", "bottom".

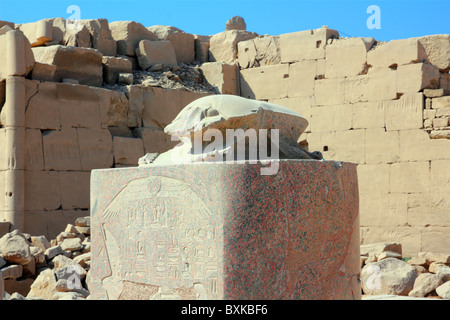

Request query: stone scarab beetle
[{"left": 139, "top": 94, "right": 323, "bottom": 166}]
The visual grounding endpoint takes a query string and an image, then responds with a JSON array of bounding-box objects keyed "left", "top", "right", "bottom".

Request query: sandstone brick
[
  {"left": 56, "top": 83, "right": 101, "bottom": 129},
  {"left": 1, "top": 265, "right": 23, "bottom": 280},
  {"left": 432, "top": 117, "right": 449, "bottom": 127},
  {"left": 237, "top": 35, "right": 280, "bottom": 69},
  {"left": 367, "top": 68, "right": 397, "bottom": 101},
  {"left": 63, "top": 24, "right": 91, "bottom": 48},
  {"left": 306, "top": 131, "right": 335, "bottom": 160},
  {"left": 59, "top": 171, "right": 90, "bottom": 210},
  {"left": 30, "top": 62, "right": 57, "bottom": 82},
  {"left": 77, "top": 128, "right": 113, "bottom": 171},
  {"left": 287, "top": 60, "right": 316, "bottom": 98},
  {"left": 432, "top": 96, "right": 450, "bottom": 109},
  {"left": 313, "top": 78, "right": 345, "bottom": 106},
  {"left": 79, "top": 19, "right": 117, "bottom": 56},
  {"left": 142, "top": 87, "right": 209, "bottom": 129},
  {"left": 417, "top": 34, "right": 450, "bottom": 72},
  {"left": 367, "top": 38, "right": 427, "bottom": 69},
  {"left": 32, "top": 45, "right": 103, "bottom": 87},
  {"left": 407, "top": 192, "right": 450, "bottom": 228},
  {"left": 109, "top": 21, "right": 158, "bottom": 56},
  {"left": 384, "top": 93, "right": 424, "bottom": 131},
  {"left": 325, "top": 37, "right": 374, "bottom": 78},
  {"left": 134, "top": 127, "right": 178, "bottom": 154},
  {"left": 310, "top": 105, "right": 352, "bottom": 132},
  {"left": 200, "top": 62, "right": 239, "bottom": 95},
  {"left": 18, "top": 19, "right": 53, "bottom": 47},
  {"left": 423, "top": 88, "right": 445, "bottom": 98},
  {"left": 344, "top": 75, "right": 370, "bottom": 104},
  {"left": 423, "top": 109, "right": 437, "bottom": 120},
  {"left": 240, "top": 64, "right": 289, "bottom": 100},
  {"left": 124, "top": 85, "right": 143, "bottom": 127},
  {"left": 397, "top": 63, "right": 440, "bottom": 94},
  {"left": 194, "top": 35, "right": 210, "bottom": 62},
  {"left": 42, "top": 128, "right": 81, "bottom": 171},
  {"left": 399, "top": 129, "right": 450, "bottom": 161},
  {"left": 24, "top": 171, "right": 61, "bottom": 211},
  {"left": 357, "top": 163, "right": 390, "bottom": 194},
  {"left": 96, "top": 88, "right": 129, "bottom": 128},
  {"left": 390, "top": 161, "right": 430, "bottom": 194},
  {"left": 209, "top": 30, "right": 258, "bottom": 63},
  {"left": 352, "top": 102, "right": 384, "bottom": 129},
  {"left": 420, "top": 227, "right": 450, "bottom": 254},
  {"left": 334, "top": 129, "right": 365, "bottom": 163},
  {"left": 102, "top": 56, "right": 132, "bottom": 85},
  {"left": 112, "top": 136, "right": 145, "bottom": 166},
  {"left": 360, "top": 193, "right": 407, "bottom": 227},
  {"left": 430, "top": 130, "right": 450, "bottom": 139},
  {"left": 268, "top": 97, "right": 312, "bottom": 133},
  {"left": 25, "top": 82, "right": 61, "bottom": 130},
  {"left": 279, "top": 27, "right": 339, "bottom": 63},
  {"left": 135, "top": 40, "right": 177, "bottom": 70},
  {"left": 440, "top": 73, "right": 450, "bottom": 91},
  {"left": 25, "top": 129, "right": 44, "bottom": 171},
  {"left": 148, "top": 25, "right": 195, "bottom": 63},
  {"left": 365, "top": 128, "right": 400, "bottom": 164}
]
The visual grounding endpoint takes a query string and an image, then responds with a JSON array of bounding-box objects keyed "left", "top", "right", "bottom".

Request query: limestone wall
[{"left": 0, "top": 18, "right": 449, "bottom": 256}]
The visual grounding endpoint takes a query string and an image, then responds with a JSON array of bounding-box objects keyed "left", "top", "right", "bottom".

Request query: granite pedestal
[{"left": 89, "top": 160, "right": 360, "bottom": 300}]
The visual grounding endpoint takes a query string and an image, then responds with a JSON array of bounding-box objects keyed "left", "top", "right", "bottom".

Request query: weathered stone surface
[
  {"left": 27, "top": 268, "right": 57, "bottom": 299},
  {"left": 194, "top": 34, "right": 210, "bottom": 62},
  {"left": 0, "top": 231, "right": 33, "bottom": 265},
  {"left": 280, "top": 27, "right": 339, "bottom": 63},
  {"left": 237, "top": 35, "right": 280, "bottom": 69},
  {"left": 90, "top": 160, "right": 360, "bottom": 300},
  {"left": 424, "top": 88, "right": 446, "bottom": 98},
  {"left": 200, "top": 62, "right": 239, "bottom": 95},
  {"left": 0, "top": 29, "right": 35, "bottom": 78},
  {"left": 225, "top": 16, "right": 246, "bottom": 31},
  {"left": 397, "top": 63, "right": 440, "bottom": 93},
  {"left": 367, "top": 38, "right": 427, "bottom": 69},
  {"left": 60, "top": 238, "right": 82, "bottom": 252},
  {"left": 436, "top": 281, "right": 450, "bottom": 299},
  {"left": 135, "top": 39, "right": 177, "bottom": 70},
  {"left": 31, "top": 236, "right": 50, "bottom": 252},
  {"left": 59, "top": 172, "right": 90, "bottom": 210},
  {"left": 383, "top": 93, "right": 424, "bottom": 131},
  {"left": 42, "top": 128, "right": 81, "bottom": 171},
  {"left": 18, "top": 19, "right": 53, "bottom": 47},
  {"left": 1, "top": 264, "right": 23, "bottom": 280},
  {"left": 408, "top": 273, "right": 443, "bottom": 297},
  {"left": 75, "top": 217, "right": 90, "bottom": 228},
  {"left": 118, "top": 73, "right": 133, "bottom": 85},
  {"left": 417, "top": 34, "right": 450, "bottom": 72},
  {"left": 63, "top": 24, "right": 91, "bottom": 48},
  {"left": 77, "top": 128, "right": 113, "bottom": 171},
  {"left": 133, "top": 127, "right": 177, "bottom": 154},
  {"left": 147, "top": 25, "right": 195, "bottom": 63},
  {"left": 362, "top": 258, "right": 417, "bottom": 296},
  {"left": 240, "top": 64, "right": 289, "bottom": 100},
  {"left": 55, "top": 278, "right": 89, "bottom": 296},
  {"left": 110, "top": 21, "right": 158, "bottom": 56},
  {"left": 32, "top": 45, "right": 103, "bottom": 87},
  {"left": 79, "top": 19, "right": 117, "bottom": 56},
  {"left": 44, "top": 245, "right": 63, "bottom": 260},
  {"left": 209, "top": 30, "right": 258, "bottom": 63},
  {"left": 112, "top": 136, "right": 145, "bottom": 166},
  {"left": 30, "top": 62, "right": 57, "bottom": 82},
  {"left": 102, "top": 56, "right": 132, "bottom": 85}
]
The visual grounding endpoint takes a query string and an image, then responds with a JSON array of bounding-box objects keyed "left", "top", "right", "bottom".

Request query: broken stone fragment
[
  {"left": 209, "top": 30, "right": 259, "bottom": 63},
  {"left": 135, "top": 39, "right": 177, "bottom": 70},
  {"left": 408, "top": 273, "right": 443, "bottom": 297},
  {"left": 102, "top": 56, "right": 133, "bottom": 85},
  {"left": 110, "top": 20, "right": 158, "bottom": 56},
  {"left": 18, "top": 19, "right": 53, "bottom": 47},
  {"left": 118, "top": 72, "right": 134, "bottom": 85},
  {"left": 225, "top": 16, "right": 246, "bottom": 31},
  {"left": 0, "top": 231, "right": 33, "bottom": 265}
]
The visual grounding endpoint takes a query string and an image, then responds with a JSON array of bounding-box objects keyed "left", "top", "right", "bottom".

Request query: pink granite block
[{"left": 89, "top": 160, "right": 360, "bottom": 300}]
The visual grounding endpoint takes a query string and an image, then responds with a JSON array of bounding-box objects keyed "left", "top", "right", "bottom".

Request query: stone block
[
  {"left": 90, "top": 160, "right": 360, "bottom": 300},
  {"left": 433, "top": 117, "right": 449, "bottom": 127},
  {"left": 134, "top": 127, "right": 179, "bottom": 154},
  {"left": 30, "top": 62, "right": 57, "bottom": 82},
  {"left": 397, "top": 63, "right": 440, "bottom": 93},
  {"left": 25, "top": 82, "right": 61, "bottom": 130},
  {"left": 32, "top": 45, "right": 103, "bottom": 87},
  {"left": 18, "top": 19, "right": 53, "bottom": 47},
  {"left": 102, "top": 56, "right": 132, "bottom": 85},
  {"left": 367, "top": 68, "right": 397, "bottom": 101},
  {"left": 1, "top": 265, "right": 23, "bottom": 280},
  {"left": 237, "top": 35, "right": 280, "bottom": 69},
  {"left": 25, "top": 129, "right": 44, "bottom": 171},
  {"left": 334, "top": 129, "right": 365, "bottom": 164},
  {"left": 63, "top": 24, "right": 91, "bottom": 48},
  {"left": 423, "top": 88, "right": 446, "bottom": 98},
  {"left": 344, "top": 75, "right": 370, "bottom": 104},
  {"left": 77, "top": 128, "right": 113, "bottom": 171},
  {"left": 384, "top": 93, "right": 424, "bottom": 131},
  {"left": 4, "top": 278, "right": 34, "bottom": 297},
  {"left": 110, "top": 21, "right": 158, "bottom": 57},
  {"left": 148, "top": 25, "right": 195, "bottom": 63},
  {"left": 194, "top": 35, "right": 210, "bottom": 62},
  {"left": 142, "top": 87, "right": 209, "bottom": 129},
  {"left": 287, "top": 60, "right": 316, "bottom": 98},
  {"left": 112, "top": 136, "right": 145, "bottom": 166},
  {"left": 279, "top": 27, "right": 339, "bottom": 63},
  {"left": 310, "top": 105, "right": 352, "bottom": 132},
  {"left": 325, "top": 37, "right": 374, "bottom": 78},
  {"left": 24, "top": 171, "right": 61, "bottom": 211},
  {"left": 240, "top": 64, "right": 289, "bottom": 100},
  {"left": 352, "top": 101, "right": 384, "bottom": 129},
  {"left": 42, "top": 128, "right": 81, "bottom": 171},
  {"left": 209, "top": 30, "right": 258, "bottom": 63},
  {"left": 79, "top": 19, "right": 117, "bottom": 56},
  {"left": 135, "top": 40, "right": 177, "bottom": 70},
  {"left": 0, "top": 21, "right": 14, "bottom": 29},
  {"left": 367, "top": 38, "right": 427, "bottom": 69},
  {"left": 407, "top": 193, "right": 450, "bottom": 227},
  {"left": 420, "top": 227, "right": 450, "bottom": 254},
  {"left": 390, "top": 161, "right": 430, "bottom": 194},
  {"left": 306, "top": 131, "right": 335, "bottom": 160},
  {"left": 118, "top": 73, "right": 134, "bottom": 85},
  {"left": 357, "top": 163, "right": 390, "bottom": 194},
  {"left": 417, "top": 34, "right": 450, "bottom": 72},
  {"left": 268, "top": 97, "right": 312, "bottom": 133},
  {"left": 56, "top": 83, "right": 101, "bottom": 129},
  {"left": 124, "top": 85, "right": 144, "bottom": 127},
  {"left": 399, "top": 129, "right": 450, "bottom": 161},
  {"left": 440, "top": 73, "right": 450, "bottom": 91},
  {"left": 365, "top": 128, "right": 400, "bottom": 164},
  {"left": 96, "top": 88, "right": 129, "bottom": 128},
  {"left": 59, "top": 171, "right": 90, "bottom": 210},
  {"left": 0, "top": 29, "right": 35, "bottom": 79},
  {"left": 200, "top": 62, "right": 239, "bottom": 95},
  {"left": 359, "top": 193, "right": 407, "bottom": 227},
  {"left": 314, "top": 78, "right": 345, "bottom": 106},
  {"left": 432, "top": 96, "right": 450, "bottom": 109}
]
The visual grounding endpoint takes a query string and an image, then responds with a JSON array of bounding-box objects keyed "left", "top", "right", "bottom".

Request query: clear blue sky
[{"left": 0, "top": 0, "right": 449, "bottom": 41}]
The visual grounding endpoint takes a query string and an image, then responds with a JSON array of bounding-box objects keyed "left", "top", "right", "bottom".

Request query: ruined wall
[{"left": 0, "top": 18, "right": 449, "bottom": 256}]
